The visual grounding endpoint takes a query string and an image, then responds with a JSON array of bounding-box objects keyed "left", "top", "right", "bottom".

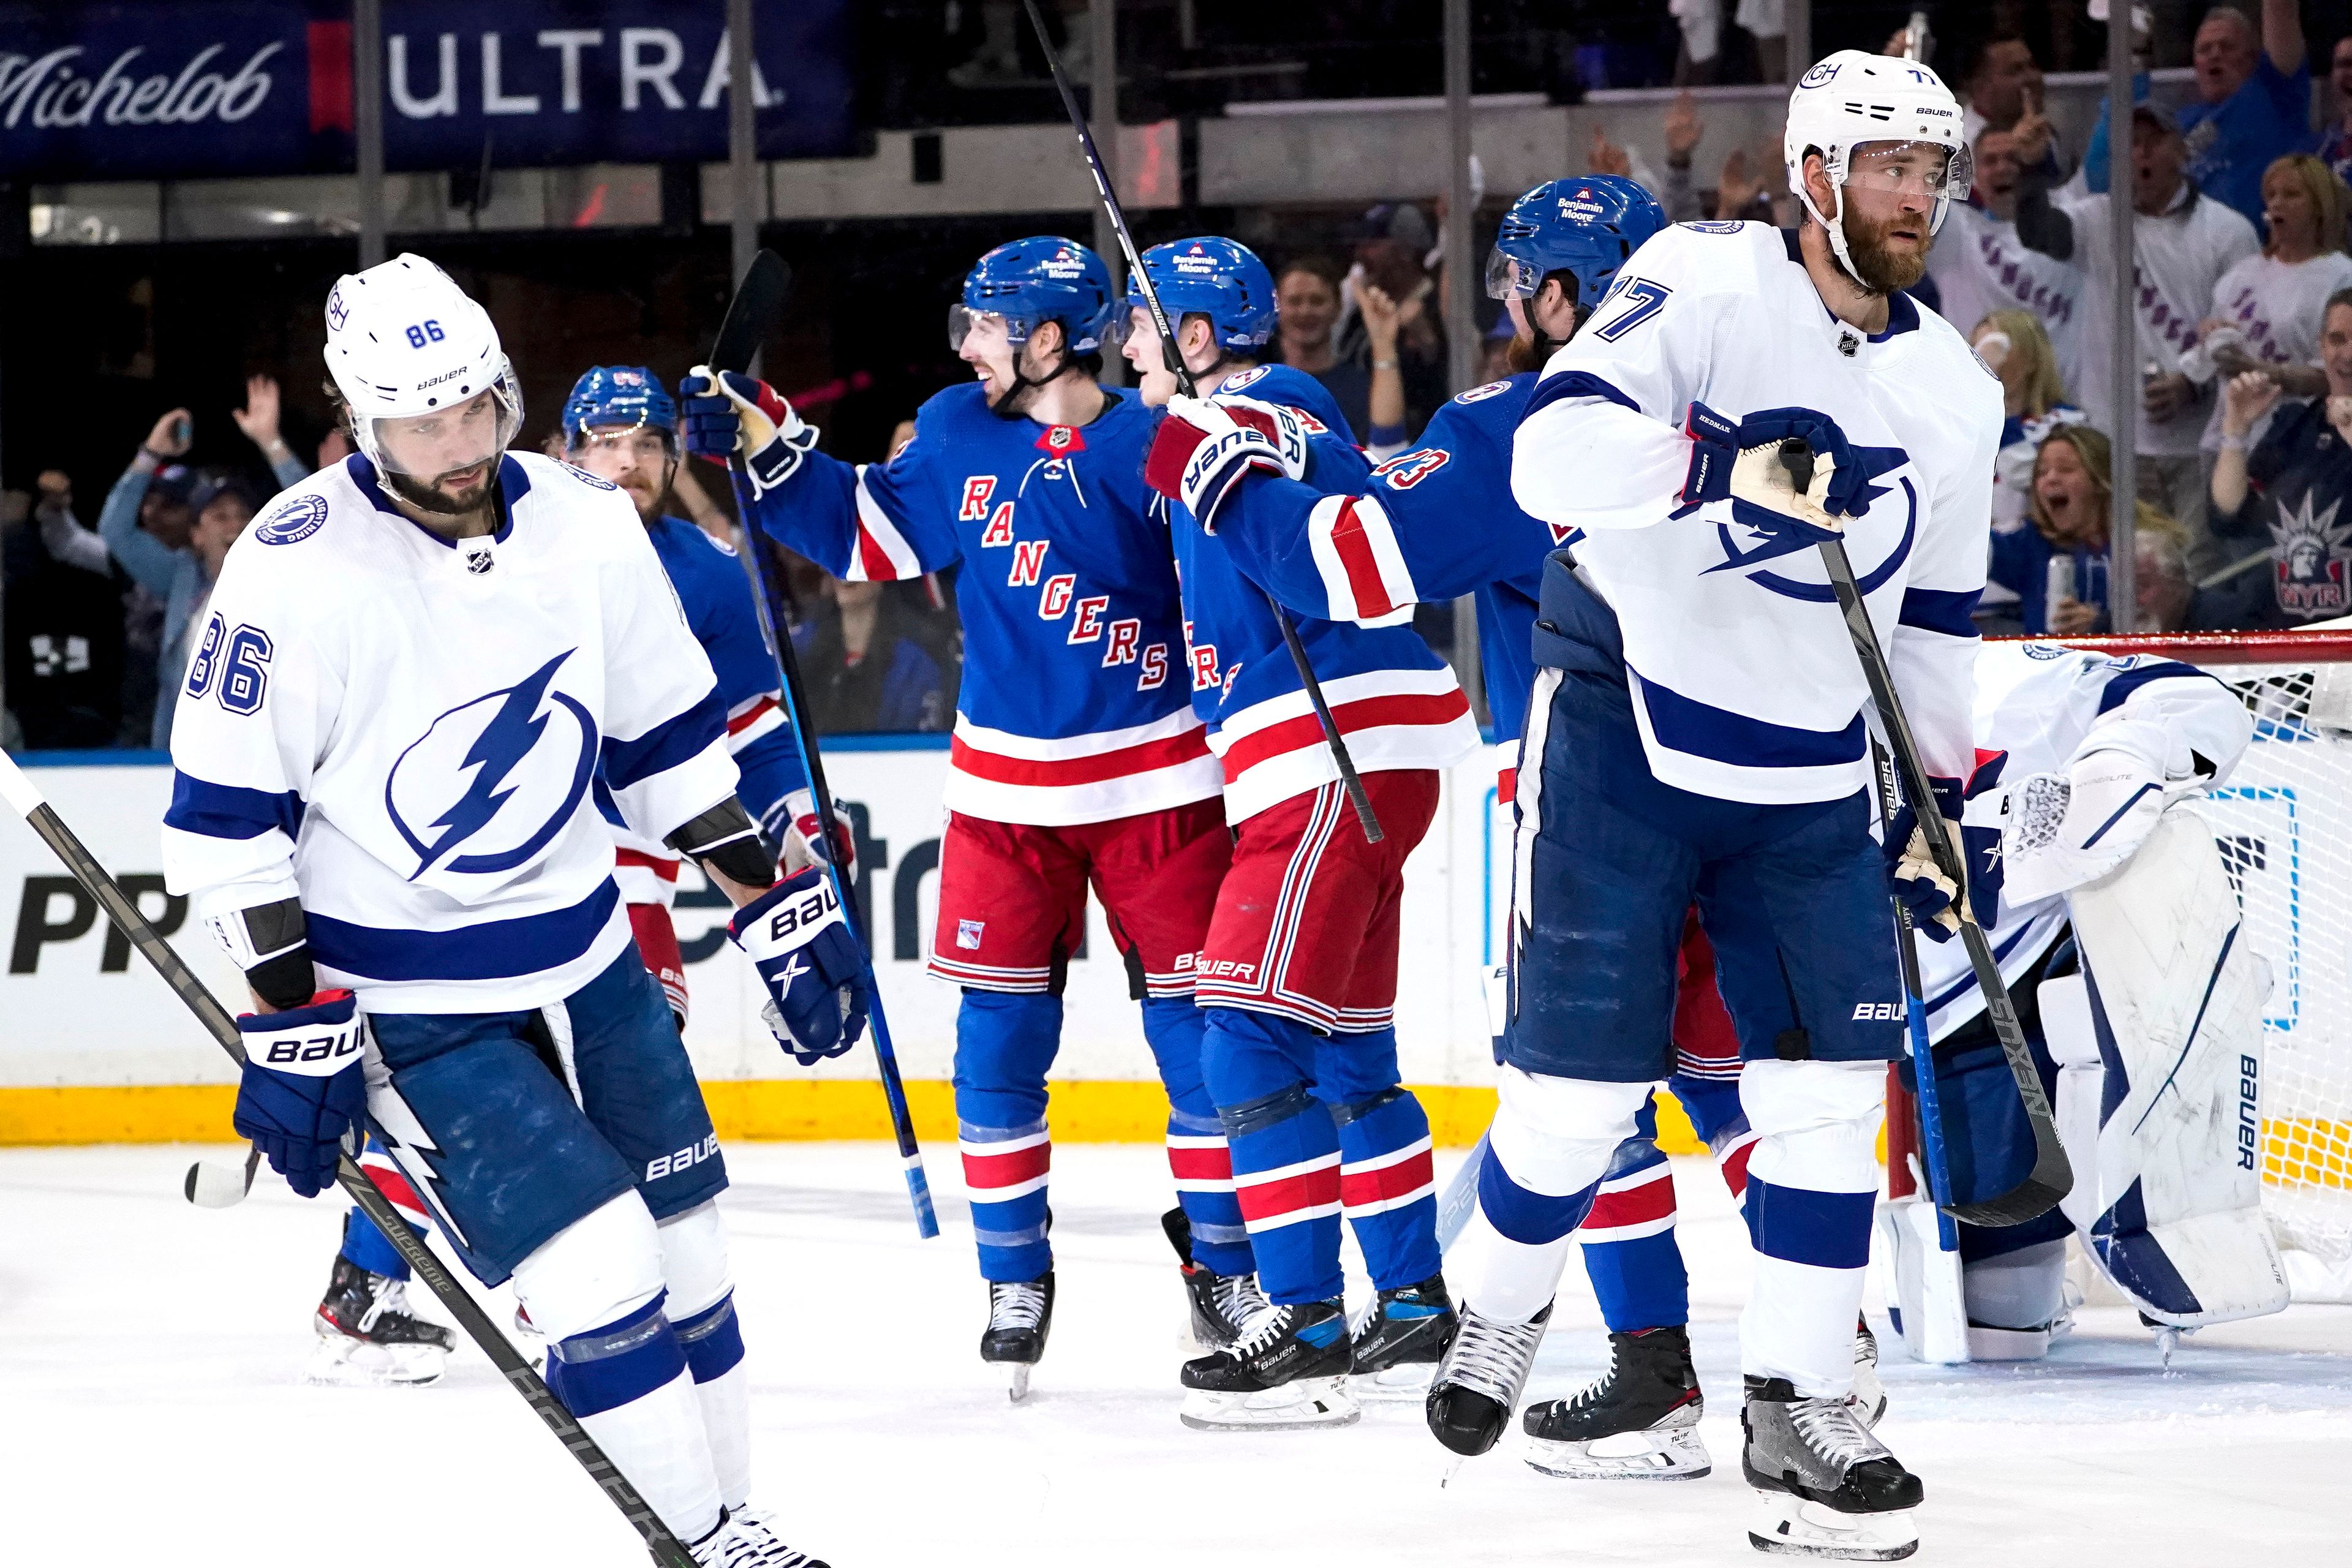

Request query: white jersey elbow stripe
[{"left": 1305, "top": 493, "right": 1419, "bottom": 627}]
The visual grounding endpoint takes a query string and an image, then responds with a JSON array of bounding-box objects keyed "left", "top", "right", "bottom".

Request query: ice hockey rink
[{"left": 6, "top": 1140, "right": 2346, "bottom": 1567}]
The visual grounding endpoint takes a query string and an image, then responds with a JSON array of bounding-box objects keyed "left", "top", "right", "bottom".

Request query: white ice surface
[{"left": 4, "top": 1142, "right": 2348, "bottom": 1566}]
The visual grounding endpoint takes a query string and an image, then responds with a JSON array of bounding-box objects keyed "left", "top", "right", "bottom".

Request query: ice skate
[
  {"left": 308, "top": 1257, "right": 454, "bottom": 1387},
  {"left": 1743, "top": 1376, "right": 1922, "bottom": 1560},
  {"left": 1423, "top": 1301, "right": 1550, "bottom": 1457},
  {"left": 1348, "top": 1272, "right": 1458, "bottom": 1401},
  {"left": 1523, "top": 1324, "right": 1709, "bottom": 1479},
  {"left": 692, "top": 1509, "right": 831, "bottom": 1567},
  {"left": 1178, "top": 1297, "right": 1359, "bottom": 1431},
  {"left": 1165, "top": 1206, "right": 1269, "bottom": 1350},
  {"left": 1848, "top": 1317, "right": 1887, "bottom": 1428},
  {"left": 981, "top": 1272, "right": 1054, "bottom": 1402}
]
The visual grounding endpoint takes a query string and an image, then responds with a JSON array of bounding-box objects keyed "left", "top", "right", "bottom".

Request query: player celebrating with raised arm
[
  {"left": 1430, "top": 55, "right": 1997, "bottom": 1559},
  {"left": 1124, "top": 238, "right": 1482, "bottom": 1426},
  {"left": 678, "top": 238, "right": 1264, "bottom": 1399},
  {"left": 162, "top": 255, "right": 856, "bottom": 1568}
]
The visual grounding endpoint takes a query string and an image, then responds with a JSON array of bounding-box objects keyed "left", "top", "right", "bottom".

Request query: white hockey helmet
[
  {"left": 1782, "top": 50, "right": 1973, "bottom": 288},
  {"left": 323, "top": 252, "right": 522, "bottom": 479}
]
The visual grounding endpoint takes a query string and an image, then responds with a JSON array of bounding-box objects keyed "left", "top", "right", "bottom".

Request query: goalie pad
[{"left": 2040, "top": 805, "right": 2288, "bottom": 1327}]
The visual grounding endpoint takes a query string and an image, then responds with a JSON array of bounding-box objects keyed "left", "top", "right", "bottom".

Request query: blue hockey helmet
[
  {"left": 1114, "top": 236, "right": 1278, "bottom": 351},
  {"left": 1486, "top": 176, "right": 1667, "bottom": 312},
  {"left": 952, "top": 236, "right": 1117, "bottom": 356},
  {"left": 562, "top": 365, "right": 677, "bottom": 449}
]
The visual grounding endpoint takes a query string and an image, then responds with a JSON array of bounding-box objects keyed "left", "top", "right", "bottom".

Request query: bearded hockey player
[
  {"left": 306, "top": 365, "right": 843, "bottom": 1390},
  {"left": 1423, "top": 53, "right": 1997, "bottom": 1559},
  {"left": 160, "top": 254, "right": 857, "bottom": 1567},
  {"left": 1887, "top": 639, "right": 2276, "bottom": 1361},
  {"left": 1126, "top": 236, "right": 1480, "bottom": 1427},
  {"left": 679, "top": 238, "right": 1259, "bottom": 1400}
]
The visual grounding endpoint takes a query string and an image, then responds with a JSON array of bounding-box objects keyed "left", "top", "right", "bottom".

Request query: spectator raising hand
[
  {"left": 1357, "top": 282, "right": 1416, "bottom": 459},
  {"left": 231, "top": 374, "right": 309, "bottom": 491},
  {"left": 2207, "top": 293, "right": 2352, "bottom": 627},
  {"left": 146, "top": 407, "right": 192, "bottom": 460},
  {"left": 1587, "top": 123, "right": 1630, "bottom": 179}
]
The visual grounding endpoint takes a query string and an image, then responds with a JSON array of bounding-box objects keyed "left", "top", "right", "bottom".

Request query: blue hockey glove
[
  {"left": 679, "top": 366, "right": 818, "bottom": 499},
  {"left": 233, "top": 989, "right": 368, "bottom": 1199},
  {"left": 727, "top": 868, "right": 871, "bottom": 1065},
  {"left": 1676, "top": 403, "right": 1863, "bottom": 541},
  {"left": 1144, "top": 394, "right": 1313, "bottom": 532},
  {"left": 1885, "top": 753, "right": 2005, "bottom": 943}
]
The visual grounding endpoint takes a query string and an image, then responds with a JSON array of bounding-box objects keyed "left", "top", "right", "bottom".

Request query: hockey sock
[
  {"left": 660, "top": 1202, "right": 749, "bottom": 1512},
  {"left": 339, "top": 1139, "right": 432, "bottom": 1281},
  {"left": 1668, "top": 1071, "right": 1758, "bottom": 1210},
  {"left": 1142, "top": 996, "right": 1253, "bottom": 1277},
  {"left": 1453, "top": 1069, "right": 1652, "bottom": 1323},
  {"left": 1329, "top": 1080, "right": 1440, "bottom": 1289},
  {"left": 1204, "top": 1007, "right": 1343, "bottom": 1305},
  {"left": 954, "top": 990, "right": 1061, "bottom": 1283},
  {"left": 1738, "top": 1060, "right": 1883, "bottom": 1398},
  {"left": 1578, "top": 1099, "right": 1691, "bottom": 1333}
]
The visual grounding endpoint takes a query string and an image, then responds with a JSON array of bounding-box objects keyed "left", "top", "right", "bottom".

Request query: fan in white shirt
[{"left": 2191, "top": 153, "right": 2352, "bottom": 456}]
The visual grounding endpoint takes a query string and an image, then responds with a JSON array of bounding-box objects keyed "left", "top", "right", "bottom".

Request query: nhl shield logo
[
  {"left": 2271, "top": 492, "right": 2352, "bottom": 617},
  {"left": 1036, "top": 424, "right": 1084, "bottom": 455}
]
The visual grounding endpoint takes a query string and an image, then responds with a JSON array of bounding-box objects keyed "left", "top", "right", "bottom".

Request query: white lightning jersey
[
  {"left": 161, "top": 453, "right": 738, "bottom": 1013},
  {"left": 1513, "top": 222, "right": 2003, "bottom": 805},
  {"left": 1919, "top": 641, "right": 2253, "bottom": 1041}
]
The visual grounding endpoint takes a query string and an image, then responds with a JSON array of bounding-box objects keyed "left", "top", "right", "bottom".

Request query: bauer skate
[
  {"left": 981, "top": 1273, "right": 1054, "bottom": 1403},
  {"left": 1424, "top": 1301, "right": 1550, "bottom": 1458},
  {"left": 1523, "top": 1324, "right": 1709, "bottom": 1479},
  {"left": 309, "top": 1257, "right": 454, "bottom": 1387},
  {"left": 1163, "top": 1207, "right": 1269, "bottom": 1351},
  {"left": 1743, "top": 1376, "right": 1922, "bottom": 1560},
  {"left": 1348, "top": 1273, "right": 1458, "bottom": 1401},
  {"left": 693, "top": 1509, "right": 831, "bottom": 1567},
  {"left": 1178, "top": 1298, "right": 1359, "bottom": 1431}
]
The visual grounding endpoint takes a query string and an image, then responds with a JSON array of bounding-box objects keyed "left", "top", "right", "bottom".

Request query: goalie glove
[
  {"left": 233, "top": 990, "right": 368, "bottom": 1199},
  {"left": 727, "top": 868, "right": 870, "bottom": 1065},
  {"left": 679, "top": 366, "right": 818, "bottom": 498},
  {"left": 772, "top": 788, "right": 858, "bottom": 878},
  {"left": 1142, "top": 393, "right": 1313, "bottom": 532},
  {"left": 1675, "top": 402, "right": 1863, "bottom": 543},
  {"left": 2000, "top": 746, "right": 2169, "bottom": 907}
]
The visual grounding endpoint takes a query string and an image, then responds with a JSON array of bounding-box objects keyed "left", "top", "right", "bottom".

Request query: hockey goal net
[{"left": 2031, "top": 628, "right": 2352, "bottom": 1279}]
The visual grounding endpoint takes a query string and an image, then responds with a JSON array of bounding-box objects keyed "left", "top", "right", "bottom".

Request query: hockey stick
[
  {"left": 1872, "top": 741, "right": 1961, "bottom": 1250},
  {"left": 0, "top": 753, "right": 698, "bottom": 1568},
  {"left": 705, "top": 249, "right": 940, "bottom": 1241},
  {"left": 185, "top": 1142, "right": 260, "bottom": 1208},
  {"left": 1017, "top": 0, "right": 1384, "bottom": 846},
  {"left": 1779, "top": 439, "right": 2070, "bottom": 1226}
]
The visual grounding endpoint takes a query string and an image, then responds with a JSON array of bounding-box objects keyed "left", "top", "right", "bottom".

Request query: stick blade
[
  {"left": 186, "top": 1160, "right": 252, "bottom": 1209},
  {"left": 1944, "top": 1139, "right": 2073, "bottom": 1228},
  {"left": 709, "top": 251, "right": 792, "bottom": 375}
]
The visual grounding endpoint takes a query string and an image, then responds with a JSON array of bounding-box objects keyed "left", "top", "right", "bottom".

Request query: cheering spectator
[
  {"left": 2133, "top": 513, "right": 2236, "bottom": 631},
  {"left": 2193, "top": 155, "right": 2352, "bottom": 459},
  {"left": 1991, "top": 423, "right": 2178, "bottom": 635},
  {"left": 1952, "top": 30, "right": 2046, "bottom": 148},
  {"left": 1357, "top": 279, "right": 1418, "bottom": 460},
  {"left": 2018, "top": 102, "right": 2260, "bottom": 557},
  {"left": 1272, "top": 255, "right": 1373, "bottom": 442},
  {"left": 2320, "top": 34, "right": 2352, "bottom": 188},
  {"left": 230, "top": 374, "right": 310, "bottom": 493},
  {"left": 2082, "top": 2, "right": 2312, "bottom": 238},
  {"left": 793, "top": 575, "right": 955, "bottom": 735},
  {"left": 96, "top": 410, "right": 196, "bottom": 746},
  {"left": 1931, "top": 126, "right": 2087, "bottom": 391},
  {"left": 1974, "top": 310, "right": 2088, "bottom": 537},
  {"left": 2207, "top": 291, "right": 2352, "bottom": 627},
  {"left": 3, "top": 475, "right": 127, "bottom": 748}
]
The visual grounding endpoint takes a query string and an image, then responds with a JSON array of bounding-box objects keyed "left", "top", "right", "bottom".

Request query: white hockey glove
[
  {"left": 679, "top": 366, "right": 818, "bottom": 499},
  {"left": 774, "top": 788, "right": 857, "bottom": 878},
  {"left": 2001, "top": 747, "right": 2169, "bottom": 907},
  {"left": 1143, "top": 393, "right": 1313, "bottom": 532}
]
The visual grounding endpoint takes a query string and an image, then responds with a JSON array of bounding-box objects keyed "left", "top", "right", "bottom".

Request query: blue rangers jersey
[
  {"left": 1208, "top": 372, "right": 1552, "bottom": 801},
  {"left": 741, "top": 381, "right": 1217, "bottom": 826},
  {"left": 1513, "top": 222, "right": 2003, "bottom": 805},
  {"left": 1174, "top": 364, "right": 1479, "bottom": 822},
  {"left": 601, "top": 515, "right": 808, "bottom": 908},
  {"left": 160, "top": 453, "right": 738, "bottom": 1013},
  {"left": 1920, "top": 641, "right": 2253, "bottom": 1041}
]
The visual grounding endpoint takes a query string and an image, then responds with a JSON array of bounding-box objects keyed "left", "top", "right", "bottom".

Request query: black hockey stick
[
  {"left": 704, "top": 249, "right": 940, "bottom": 1240},
  {"left": 0, "top": 754, "right": 698, "bottom": 1567},
  {"left": 1778, "top": 440, "right": 2070, "bottom": 1226},
  {"left": 1017, "top": 0, "right": 1384, "bottom": 845}
]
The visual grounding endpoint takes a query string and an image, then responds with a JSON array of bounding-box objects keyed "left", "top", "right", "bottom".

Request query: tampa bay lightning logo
[
  {"left": 385, "top": 650, "right": 599, "bottom": 880},
  {"left": 1706, "top": 447, "right": 1916, "bottom": 601},
  {"left": 255, "top": 494, "right": 329, "bottom": 546},
  {"left": 562, "top": 462, "right": 618, "bottom": 491}
]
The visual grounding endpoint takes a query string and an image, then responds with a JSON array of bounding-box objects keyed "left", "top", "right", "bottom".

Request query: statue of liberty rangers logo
[{"left": 2271, "top": 491, "right": 2352, "bottom": 617}]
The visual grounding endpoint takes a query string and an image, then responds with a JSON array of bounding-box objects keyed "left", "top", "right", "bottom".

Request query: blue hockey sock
[
  {"left": 1204, "top": 1006, "right": 1342, "bottom": 1305},
  {"left": 1142, "top": 995, "right": 1253, "bottom": 1277},
  {"left": 954, "top": 990, "right": 1060, "bottom": 1283},
  {"left": 671, "top": 1291, "right": 746, "bottom": 1385},
  {"left": 544, "top": 1292, "right": 689, "bottom": 1419},
  {"left": 1332, "top": 1085, "right": 1441, "bottom": 1290}
]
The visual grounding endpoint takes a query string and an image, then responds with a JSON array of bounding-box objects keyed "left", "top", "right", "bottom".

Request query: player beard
[
  {"left": 1839, "top": 207, "right": 1931, "bottom": 294},
  {"left": 385, "top": 461, "right": 497, "bottom": 527}
]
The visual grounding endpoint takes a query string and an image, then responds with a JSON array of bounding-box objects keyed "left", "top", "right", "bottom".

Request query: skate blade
[
  {"left": 1525, "top": 1427, "right": 1712, "bottom": 1480},
  {"left": 1347, "top": 1360, "right": 1438, "bottom": 1402},
  {"left": 1179, "top": 1376, "right": 1360, "bottom": 1431},
  {"left": 305, "top": 1336, "right": 447, "bottom": 1389},
  {"left": 1007, "top": 1363, "right": 1033, "bottom": 1403},
  {"left": 1747, "top": 1493, "right": 1917, "bottom": 1560}
]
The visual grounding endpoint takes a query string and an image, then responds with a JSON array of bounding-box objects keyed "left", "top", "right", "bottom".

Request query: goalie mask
[
  {"left": 1782, "top": 51, "right": 1973, "bottom": 292},
  {"left": 323, "top": 253, "right": 523, "bottom": 507}
]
